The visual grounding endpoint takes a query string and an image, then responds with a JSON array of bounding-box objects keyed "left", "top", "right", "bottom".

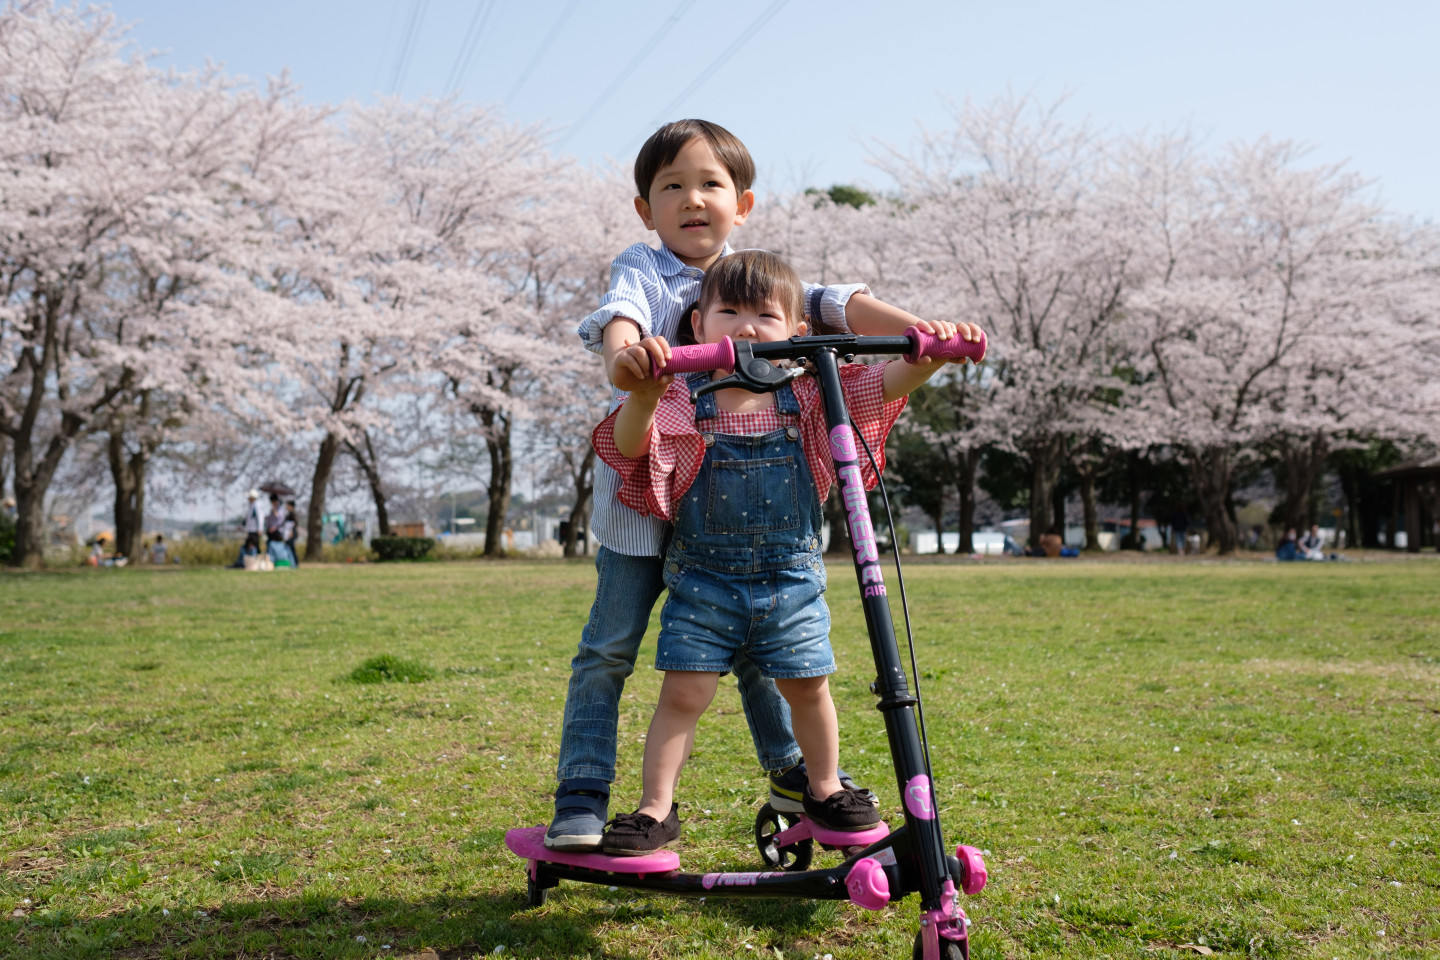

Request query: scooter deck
[{"left": 505, "top": 826, "right": 680, "bottom": 873}]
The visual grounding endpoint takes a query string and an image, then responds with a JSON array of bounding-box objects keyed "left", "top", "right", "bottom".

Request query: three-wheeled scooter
[{"left": 506, "top": 327, "right": 989, "bottom": 959}]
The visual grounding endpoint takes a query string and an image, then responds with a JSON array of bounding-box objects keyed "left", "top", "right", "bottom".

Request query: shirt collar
[{"left": 656, "top": 242, "right": 734, "bottom": 278}]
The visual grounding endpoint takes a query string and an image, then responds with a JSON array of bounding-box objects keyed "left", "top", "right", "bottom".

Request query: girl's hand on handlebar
[{"left": 614, "top": 336, "right": 673, "bottom": 395}]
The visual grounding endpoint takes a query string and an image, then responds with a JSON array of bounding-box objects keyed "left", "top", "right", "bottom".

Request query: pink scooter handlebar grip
[
  {"left": 650, "top": 336, "right": 736, "bottom": 377},
  {"left": 904, "top": 326, "right": 987, "bottom": 365}
]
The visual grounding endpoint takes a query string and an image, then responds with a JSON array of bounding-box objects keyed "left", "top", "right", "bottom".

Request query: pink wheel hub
[
  {"left": 955, "top": 843, "right": 987, "bottom": 895},
  {"left": 844, "top": 857, "right": 889, "bottom": 910}
]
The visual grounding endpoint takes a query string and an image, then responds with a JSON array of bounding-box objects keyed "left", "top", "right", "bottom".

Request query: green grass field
[{"left": 1, "top": 559, "right": 1436, "bottom": 959}]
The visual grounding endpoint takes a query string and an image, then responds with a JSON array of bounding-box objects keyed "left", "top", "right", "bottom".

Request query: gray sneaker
[
  {"left": 544, "top": 778, "right": 610, "bottom": 852},
  {"left": 768, "top": 762, "right": 876, "bottom": 813}
]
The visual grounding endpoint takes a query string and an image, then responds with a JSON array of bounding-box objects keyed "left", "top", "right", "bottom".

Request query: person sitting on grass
[{"left": 590, "top": 250, "right": 966, "bottom": 854}]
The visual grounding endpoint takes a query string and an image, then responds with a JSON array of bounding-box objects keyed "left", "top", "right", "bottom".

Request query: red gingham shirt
[{"left": 592, "top": 363, "right": 906, "bottom": 522}]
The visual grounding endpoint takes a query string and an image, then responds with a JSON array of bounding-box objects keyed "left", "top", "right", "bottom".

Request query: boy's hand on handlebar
[
  {"left": 950, "top": 321, "right": 985, "bottom": 364},
  {"left": 911, "top": 318, "right": 985, "bottom": 365},
  {"left": 907, "top": 319, "right": 959, "bottom": 366},
  {"left": 613, "top": 336, "right": 673, "bottom": 396}
]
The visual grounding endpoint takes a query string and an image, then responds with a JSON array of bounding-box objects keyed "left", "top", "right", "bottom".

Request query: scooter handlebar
[
  {"left": 650, "top": 337, "right": 736, "bottom": 377},
  {"left": 904, "top": 326, "right": 987, "bottom": 365}
]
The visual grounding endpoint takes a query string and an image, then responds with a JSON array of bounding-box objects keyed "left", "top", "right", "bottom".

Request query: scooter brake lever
[
  {"left": 688, "top": 340, "right": 805, "bottom": 403},
  {"left": 689, "top": 366, "right": 804, "bottom": 402}
]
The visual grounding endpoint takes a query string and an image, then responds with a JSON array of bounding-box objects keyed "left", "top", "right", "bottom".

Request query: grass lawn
[{"left": 1, "top": 558, "right": 1437, "bottom": 959}]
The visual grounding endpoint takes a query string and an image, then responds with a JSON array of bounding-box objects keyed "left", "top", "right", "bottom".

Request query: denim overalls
[{"left": 656, "top": 380, "right": 835, "bottom": 679}]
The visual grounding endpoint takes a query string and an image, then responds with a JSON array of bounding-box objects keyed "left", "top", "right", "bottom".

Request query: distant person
[
  {"left": 1275, "top": 527, "right": 1300, "bottom": 562},
  {"left": 235, "top": 489, "right": 265, "bottom": 567},
  {"left": 1030, "top": 526, "right": 1063, "bottom": 558},
  {"left": 243, "top": 488, "right": 264, "bottom": 538},
  {"left": 1244, "top": 524, "right": 1264, "bottom": 550},
  {"left": 1168, "top": 506, "right": 1190, "bottom": 554},
  {"left": 265, "top": 494, "right": 293, "bottom": 567},
  {"left": 149, "top": 534, "right": 168, "bottom": 565},
  {"left": 1300, "top": 524, "right": 1325, "bottom": 560},
  {"left": 284, "top": 501, "right": 299, "bottom": 567}
]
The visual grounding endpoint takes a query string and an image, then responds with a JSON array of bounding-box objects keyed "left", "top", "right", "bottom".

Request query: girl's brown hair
[{"left": 694, "top": 250, "right": 805, "bottom": 339}]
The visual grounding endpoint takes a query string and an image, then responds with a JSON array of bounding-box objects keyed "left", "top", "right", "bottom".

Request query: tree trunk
[
  {"left": 107, "top": 431, "right": 150, "bottom": 560},
  {"left": 1337, "top": 460, "right": 1368, "bottom": 549},
  {"left": 1388, "top": 482, "right": 1401, "bottom": 550},
  {"left": 344, "top": 431, "right": 391, "bottom": 537},
  {"left": 0, "top": 434, "right": 10, "bottom": 499},
  {"left": 1078, "top": 469, "right": 1101, "bottom": 551},
  {"left": 956, "top": 447, "right": 979, "bottom": 555},
  {"left": 563, "top": 446, "right": 595, "bottom": 559},
  {"left": 12, "top": 483, "right": 47, "bottom": 569},
  {"left": 1052, "top": 484, "right": 1067, "bottom": 543},
  {"left": 1403, "top": 480, "right": 1421, "bottom": 554},
  {"left": 9, "top": 418, "right": 79, "bottom": 569},
  {"left": 1026, "top": 435, "right": 1064, "bottom": 549},
  {"left": 1278, "top": 433, "right": 1328, "bottom": 533},
  {"left": 927, "top": 506, "right": 944, "bottom": 555},
  {"left": 480, "top": 409, "right": 513, "bottom": 558},
  {"left": 1185, "top": 444, "right": 1239, "bottom": 554},
  {"left": 1124, "top": 451, "right": 1143, "bottom": 550},
  {"left": 306, "top": 431, "right": 341, "bottom": 562}
]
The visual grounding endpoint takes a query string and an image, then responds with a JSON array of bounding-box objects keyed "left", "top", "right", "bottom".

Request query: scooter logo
[
  {"left": 830, "top": 425, "right": 886, "bottom": 597},
  {"left": 702, "top": 871, "right": 783, "bottom": 890},
  {"left": 904, "top": 775, "right": 935, "bottom": 820}
]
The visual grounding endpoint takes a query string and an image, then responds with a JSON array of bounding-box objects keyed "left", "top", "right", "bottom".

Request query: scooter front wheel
[
  {"left": 754, "top": 803, "right": 813, "bottom": 872},
  {"left": 912, "top": 931, "right": 967, "bottom": 960}
]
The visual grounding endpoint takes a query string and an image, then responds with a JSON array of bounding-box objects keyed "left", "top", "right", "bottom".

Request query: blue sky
[{"left": 109, "top": 0, "right": 1438, "bottom": 220}]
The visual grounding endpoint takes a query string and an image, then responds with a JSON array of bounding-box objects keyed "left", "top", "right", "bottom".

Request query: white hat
[{"left": 247, "top": 488, "right": 260, "bottom": 499}]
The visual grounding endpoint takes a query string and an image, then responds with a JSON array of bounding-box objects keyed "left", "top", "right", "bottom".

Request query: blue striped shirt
[{"left": 577, "top": 241, "right": 869, "bottom": 556}]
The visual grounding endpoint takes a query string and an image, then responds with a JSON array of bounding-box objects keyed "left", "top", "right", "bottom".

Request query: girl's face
[{"left": 691, "top": 298, "right": 806, "bottom": 348}]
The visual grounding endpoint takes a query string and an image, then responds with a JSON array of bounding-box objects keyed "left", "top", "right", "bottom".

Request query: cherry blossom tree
[
  {"left": 874, "top": 97, "right": 1141, "bottom": 548},
  {"left": 1124, "top": 139, "right": 1430, "bottom": 552}
]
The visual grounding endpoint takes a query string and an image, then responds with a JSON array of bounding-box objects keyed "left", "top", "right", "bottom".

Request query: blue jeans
[{"left": 555, "top": 545, "right": 803, "bottom": 783}]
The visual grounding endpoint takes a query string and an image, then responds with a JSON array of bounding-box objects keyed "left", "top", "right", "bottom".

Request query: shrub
[
  {"left": 173, "top": 537, "right": 241, "bottom": 566},
  {"left": 349, "top": 654, "right": 435, "bottom": 684},
  {"left": 370, "top": 535, "right": 435, "bottom": 561}
]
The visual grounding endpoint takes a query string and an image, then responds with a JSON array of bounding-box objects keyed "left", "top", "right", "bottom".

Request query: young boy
[{"left": 548, "top": 119, "right": 984, "bottom": 851}]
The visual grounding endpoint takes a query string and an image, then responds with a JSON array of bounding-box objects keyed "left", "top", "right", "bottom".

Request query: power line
[
  {"left": 372, "top": 0, "right": 405, "bottom": 95},
  {"left": 556, "top": 0, "right": 697, "bottom": 150},
  {"left": 641, "top": 0, "right": 791, "bottom": 138},
  {"left": 504, "top": 0, "right": 582, "bottom": 104},
  {"left": 445, "top": 0, "right": 499, "bottom": 94},
  {"left": 387, "top": 0, "right": 432, "bottom": 96}
]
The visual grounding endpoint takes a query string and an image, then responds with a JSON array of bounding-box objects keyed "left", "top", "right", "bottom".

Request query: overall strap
[
  {"left": 774, "top": 379, "right": 802, "bottom": 417},
  {"left": 689, "top": 373, "right": 719, "bottom": 421}
]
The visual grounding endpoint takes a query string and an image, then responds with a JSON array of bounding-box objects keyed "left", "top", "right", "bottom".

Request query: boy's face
[
  {"left": 635, "top": 138, "right": 754, "bottom": 268},
  {"left": 692, "top": 298, "right": 806, "bottom": 351}
]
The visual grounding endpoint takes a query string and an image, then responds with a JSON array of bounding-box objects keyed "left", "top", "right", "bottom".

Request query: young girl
[{"left": 592, "top": 250, "right": 958, "bottom": 854}]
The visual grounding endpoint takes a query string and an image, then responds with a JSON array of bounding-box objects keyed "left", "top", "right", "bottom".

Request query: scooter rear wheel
[
  {"left": 912, "top": 931, "right": 967, "bottom": 960},
  {"left": 526, "top": 874, "right": 547, "bottom": 907},
  {"left": 754, "top": 803, "right": 813, "bottom": 872}
]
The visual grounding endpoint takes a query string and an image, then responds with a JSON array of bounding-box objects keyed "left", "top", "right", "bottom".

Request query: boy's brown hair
[
  {"left": 696, "top": 250, "right": 805, "bottom": 335},
  {"left": 633, "top": 119, "right": 755, "bottom": 200}
]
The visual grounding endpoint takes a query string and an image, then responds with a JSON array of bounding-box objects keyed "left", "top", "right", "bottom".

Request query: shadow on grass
[{"left": 2, "top": 890, "right": 631, "bottom": 960}]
